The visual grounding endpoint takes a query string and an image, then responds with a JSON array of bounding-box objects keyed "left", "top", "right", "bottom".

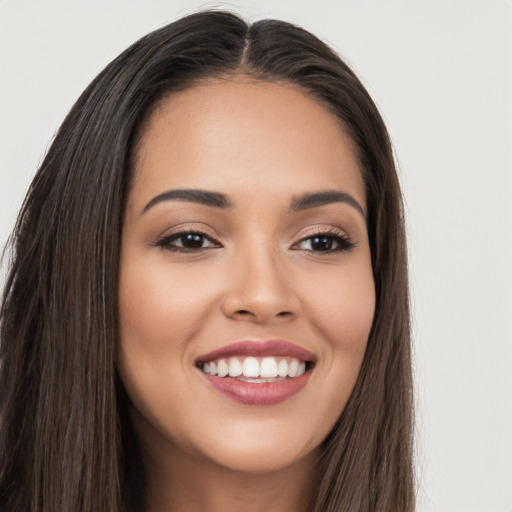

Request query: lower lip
[{"left": 201, "top": 371, "right": 312, "bottom": 405}]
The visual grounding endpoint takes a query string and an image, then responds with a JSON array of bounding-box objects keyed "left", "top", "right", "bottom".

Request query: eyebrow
[
  {"left": 141, "top": 188, "right": 365, "bottom": 218},
  {"left": 142, "top": 189, "right": 233, "bottom": 215},
  {"left": 289, "top": 190, "right": 366, "bottom": 218}
]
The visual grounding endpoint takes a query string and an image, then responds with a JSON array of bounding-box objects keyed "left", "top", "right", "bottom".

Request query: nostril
[{"left": 227, "top": 305, "right": 296, "bottom": 323}]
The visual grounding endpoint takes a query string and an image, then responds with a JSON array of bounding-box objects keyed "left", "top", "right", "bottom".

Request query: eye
[
  {"left": 156, "top": 230, "right": 220, "bottom": 252},
  {"left": 293, "top": 230, "right": 355, "bottom": 253}
]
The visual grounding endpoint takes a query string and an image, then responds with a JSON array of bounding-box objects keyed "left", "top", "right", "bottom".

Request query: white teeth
[
  {"left": 228, "top": 357, "right": 243, "bottom": 377},
  {"left": 278, "top": 359, "right": 289, "bottom": 377},
  {"left": 242, "top": 356, "right": 260, "bottom": 377},
  {"left": 217, "top": 359, "right": 229, "bottom": 377},
  {"left": 237, "top": 376, "right": 284, "bottom": 383},
  {"left": 201, "top": 356, "right": 309, "bottom": 380},
  {"left": 260, "top": 357, "right": 279, "bottom": 378},
  {"left": 288, "top": 359, "right": 299, "bottom": 378}
]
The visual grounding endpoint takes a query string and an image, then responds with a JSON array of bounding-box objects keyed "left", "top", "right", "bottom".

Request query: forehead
[{"left": 131, "top": 78, "right": 365, "bottom": 210}]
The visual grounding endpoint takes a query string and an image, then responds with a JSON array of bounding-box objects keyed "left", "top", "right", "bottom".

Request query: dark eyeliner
[
  {"left": 155, "top": 228, "right": 220, "bottom": 253},
  {"left": 294, "top": 228, "right": 356, "bottom": 252}
]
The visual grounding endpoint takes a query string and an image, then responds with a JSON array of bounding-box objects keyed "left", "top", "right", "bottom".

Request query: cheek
[
  {"left": 117, "top": 259, "right": 214, "bottom": 437},
  {"left": 305, "top": 261, "right": 375, "bottom": 351},
  {"left": 302, "top": 261, "right": 375, "bottom": 420},
  {"left": 118, "top": 259, "right": 220, "bottom": 357}
]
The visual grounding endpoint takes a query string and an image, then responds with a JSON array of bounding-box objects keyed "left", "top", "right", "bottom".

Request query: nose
[{"left": 221, "top": 244, "right": 299, "bottom": 324}]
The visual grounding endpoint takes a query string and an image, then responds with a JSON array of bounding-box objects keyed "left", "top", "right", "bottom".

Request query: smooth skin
[{"left": 118, "top": 78, "right": 376, "bottom": 512}]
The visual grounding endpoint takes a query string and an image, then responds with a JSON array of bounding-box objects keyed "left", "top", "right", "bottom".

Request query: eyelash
[
  {"left": 155, "top": 228, "right": 355, "bottom": 254},
  {"left": 293, "top": 228, "right": 355, "bottom": 253},
  {"left": 155, "top": 228, "right": 218, "bottom": 253}
]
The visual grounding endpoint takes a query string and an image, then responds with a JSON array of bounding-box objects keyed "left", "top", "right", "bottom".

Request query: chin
[
  {"left": 198, "top": 437, "right": 320, "bottom": 475},
  {"left": 175, "top": 414, "right": 327, "bottom": 475}
]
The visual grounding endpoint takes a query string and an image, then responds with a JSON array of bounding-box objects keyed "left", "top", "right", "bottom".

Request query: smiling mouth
[
  {"left": 197, "top": 356, "right": 312, "bottom": 382},
  {"left": 195, "top": 340, "right": 315, "bottom": 405}
]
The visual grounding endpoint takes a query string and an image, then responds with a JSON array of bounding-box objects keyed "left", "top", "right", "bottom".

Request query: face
[{"left": 118, "top": 79, "right": 375, "bottom": 475}]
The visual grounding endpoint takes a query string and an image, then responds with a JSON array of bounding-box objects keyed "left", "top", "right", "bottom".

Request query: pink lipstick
[
  {"left": 196, "top": 340, "right": 315, "bottom": 405},
  {"left": 196, "top": 339, "right": 315, "bottom": 362}
]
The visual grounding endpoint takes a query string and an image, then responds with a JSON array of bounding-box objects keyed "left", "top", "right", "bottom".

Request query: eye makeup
[
  {"left": 292, "top": 227, "right": 355, "bottom": 253},
  {"left": 155, "top": 227, "right": 221, "bottom": 253},
  {"left": 155, "top": 226, "right": 355, "bottom": 254}
]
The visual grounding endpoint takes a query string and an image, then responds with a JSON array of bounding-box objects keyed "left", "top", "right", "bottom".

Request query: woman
[{"left": 0, "top": 10, "right": 414, "bottom": 512}]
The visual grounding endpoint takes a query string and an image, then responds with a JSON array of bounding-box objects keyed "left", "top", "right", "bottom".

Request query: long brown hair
[{"left": 0, "top": 10, "right": 414, "bottom": 512}]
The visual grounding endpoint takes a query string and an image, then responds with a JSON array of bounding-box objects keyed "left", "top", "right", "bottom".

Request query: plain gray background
[{"left": 1, "top": 1, "right": 511, "bottom": 511}]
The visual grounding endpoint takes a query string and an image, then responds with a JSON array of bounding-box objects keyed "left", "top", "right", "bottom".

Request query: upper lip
[{"left": 196, "top": 339, "right": 316, "bottom": 363}]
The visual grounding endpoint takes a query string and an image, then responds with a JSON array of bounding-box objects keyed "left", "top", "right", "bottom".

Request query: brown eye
[
  {"left": 157, "top": 231, "right": 220, "bottom": 252},
  {"left": 178, "top": 233, "right": 206, "bottom": 248},
  {"left": 295, "top": 232, "right": 355, "bottom": 253},
  {"left": 309, "top": 236, "right": 334, "bottom": 251}
]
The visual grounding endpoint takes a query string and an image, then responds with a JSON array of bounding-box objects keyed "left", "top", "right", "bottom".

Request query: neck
[{"left": 146, "top": 457, "right": 317, "bottom": 512}]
